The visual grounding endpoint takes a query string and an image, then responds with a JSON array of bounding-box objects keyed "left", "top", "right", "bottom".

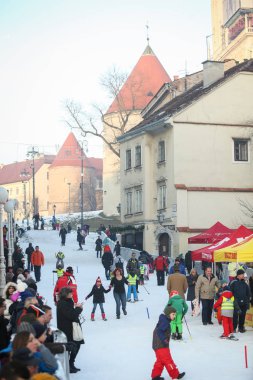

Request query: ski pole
[
  {"left": 183, "top": 315, "right": 192, "bottom": 340},
  {"left": 245, "top": 345, "right": 248, "bottom": 368},
  {"left": 143, "top": 285, "right": 150, "bottom": 295},
  {"left": 146, "top": 307, "right": 150, "bottom": 319}
]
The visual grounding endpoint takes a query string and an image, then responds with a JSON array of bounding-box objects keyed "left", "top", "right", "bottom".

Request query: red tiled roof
[
  {"left": 107, "top": 45, "right": 171, "bottom": 114},
  {"left": 0, "top": 155, "right": 55, "bottom": 185},
  {"left": 50, "top": 132, "right": 103, "bottom": 173}
]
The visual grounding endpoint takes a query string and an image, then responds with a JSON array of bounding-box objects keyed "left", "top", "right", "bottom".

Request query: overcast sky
[{"left": 0, "top": 0, "right": 211, "bottom": 164}]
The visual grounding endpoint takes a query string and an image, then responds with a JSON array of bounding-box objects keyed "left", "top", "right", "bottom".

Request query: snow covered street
[{"left": 19, "top": 229, "right": 253, "bottom": 380}]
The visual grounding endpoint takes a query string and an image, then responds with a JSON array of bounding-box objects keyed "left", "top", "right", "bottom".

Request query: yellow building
[{"left": 212, "top": 0, "right": 253, "bottom": 61}]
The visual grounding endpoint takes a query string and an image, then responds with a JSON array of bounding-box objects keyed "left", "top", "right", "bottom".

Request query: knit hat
[
  {"left": 20, "top": 289, "right": 34, "bottom": 302},
  {"left": 237, "top": 269, "right": 245, "bottom": 276},
  {"left": 17, "top": 322, "right": 36, "bottom": 335},
  {"left": 32, "top": 322, "right": 47, "bottom": 338},
  {"left": 169, "top": 290, "right": 179, "bottom": 298},
  {"left": 66, "top": 266, "right": 73, "bottom": 273},
  {"left": 164, "top": 305, "right": 177, "bottom": 317},
  {"left": 12, "top": 348, "right": 40, "bottom": 366},
  {"left": 103, "top": 245, "right": 111, "bottom": 253}
]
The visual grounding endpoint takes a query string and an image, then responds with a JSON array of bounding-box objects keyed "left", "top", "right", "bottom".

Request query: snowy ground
[{"left": 18, "top": 229, "right": 253, "bottom": 380}]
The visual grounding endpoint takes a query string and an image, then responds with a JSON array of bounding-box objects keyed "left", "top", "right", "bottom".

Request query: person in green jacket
[{"left": 166, "top": 290, "right": 188, "bottom": 340}]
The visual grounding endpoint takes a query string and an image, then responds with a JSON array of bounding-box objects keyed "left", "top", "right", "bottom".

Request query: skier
[
  {"left": 166, "top": 290, "right": 188, "bottom": 340},
  {"left": 214, "top": 285, "right": 240, "bottom": 340},
  {"left": 77, "top": 227, "right": 83, "bottom": 250},
  {"left": 59, "top": 225, "right": 67, "bottom": 246},
  {"left": 85, "top": 277, "right": 111, "bottom": 321},
  {"left": 126, "top": 269, "right": 138, "bottom": 302},
  {"left": 151, "top": 305, "right": 185, "bottom": 380}
]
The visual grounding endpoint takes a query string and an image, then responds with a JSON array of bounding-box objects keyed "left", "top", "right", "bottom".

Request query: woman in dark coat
[
  {"left": 56, "top": 287, "right": 84, "bottom": 373},
  {"left": 187, "top": 268, "right": 199, "bottom": 312},
  {"left": 85, "top": 277, "right": 111, "bottom": 321}
]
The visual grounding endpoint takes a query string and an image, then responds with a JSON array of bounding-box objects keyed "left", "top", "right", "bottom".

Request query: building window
[
  {"left": 158, "top": 140, "right": 165, "bottom": 162},
  {"left": 135, "top": 145, "right": 141, "bottom": 167},
  {"left": 135, "top": 188, "right": 142, "bottom": 213},
  {"left": 126, "top": 149, "right": 132, "bottom": 170},
  {"left": 234, "top": 139, "right": 249, "bottom": 161},
  {"left": 126, "top": 191, "right": 132, "bottom": 214},
  {"left": 158, "top": 184, "right": 166, "bottom": 210}
]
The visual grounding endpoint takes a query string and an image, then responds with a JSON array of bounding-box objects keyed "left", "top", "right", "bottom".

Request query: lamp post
[
  {"left": 53, "top": 204, "right": 56, "bottom": 218},
  {"left": 20, "top": 168, "right": 30, "bottom": 226},
  {"left": 4, "top": 199, "right": 15, "bottom": 267},
  {"left": 27, "top": 147, "right": 39, "bottom": 216},
  {"left": 0, "top": 187, "right": 8, "bottom": 296},
  {"left": 78, "top": 140, "right": 87, "bottom": 227},
  {"left": 67, "top": 183, "right": 71, "bottom": 214}
]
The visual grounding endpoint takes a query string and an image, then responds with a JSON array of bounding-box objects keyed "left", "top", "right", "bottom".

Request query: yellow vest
[
  {"left": 221, "top": 296, "right": 234, "bottom": 311},
  {"left": 140, "top": 265, "right": 145, "bottom": 274},
  {"left": 128, "top": 274, "right": 137, "bottom": 285}
]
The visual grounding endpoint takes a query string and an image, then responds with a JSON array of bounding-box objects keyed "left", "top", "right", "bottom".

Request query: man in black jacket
[
  {"left": 25, "top": 243, "right": 34, "bottom": 271},
  {"left": 230, "top": 269, "right": 250, "bottom": 333}
]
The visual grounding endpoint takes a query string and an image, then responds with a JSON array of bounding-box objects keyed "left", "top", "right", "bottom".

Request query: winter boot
[
  {"left": 123, "top": 309, "right": 127, "bottom": 315},
  {"left": 116, "top": 315, "right": 120, "bottom": 319},
  {"left": 177, "top": 373, "right": 185, "bottom": 379},
  {"left": 69, "top": 363, "right": 78, "bottom": 373},
  {"left": 177, "top": 333, "right": 182, "bottom": 340},
  {"left": 171, "top": 333, "right": 177, "bottom": 340},
  {"left": 102, "top": 313, "right": 107, "bottom": 321},
  {"left": 91, "top": 313, "right": 95, "bottom": 321},
  {"left": 152, "top": 377, "right": 164, "bottom": 380}
]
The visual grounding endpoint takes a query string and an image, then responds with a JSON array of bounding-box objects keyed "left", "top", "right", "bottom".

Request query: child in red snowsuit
[
  {"left": 214, "top": 286, "right": 240, "bottom": 340},
  {"left": 151, "top": 305, "right": 185, "bottom": 380}
]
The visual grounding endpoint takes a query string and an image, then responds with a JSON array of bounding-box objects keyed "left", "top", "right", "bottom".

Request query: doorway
[{"left": 158, "top": 233, "right": 171, "bottom": 257}]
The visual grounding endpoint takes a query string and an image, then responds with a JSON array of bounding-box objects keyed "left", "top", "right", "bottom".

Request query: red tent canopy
[
  {"left": 188, "top": 222, "right": 233, "bottom": 245},
  {"left": 191, "top": 225, "right": 253, "bottom": 262}
]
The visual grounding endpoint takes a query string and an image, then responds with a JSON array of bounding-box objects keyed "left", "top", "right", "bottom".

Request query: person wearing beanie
[
  {"left": 214, "top": 286, "right": 240, "bottom": 340},
  {"left": 169, "top": 258, "right": 186, "bottom": 275},
  {"left": 151, "top": 305, "right": 185, "bottom": 380},
  {"left": 166, "top": 291, "right": 188, "bottom": 340},
  {"left": 230, "top": 269, "right": 250, "bottom": 333},
  {"left": 85, "top": 277, "right": 111, "bottom": 321}
]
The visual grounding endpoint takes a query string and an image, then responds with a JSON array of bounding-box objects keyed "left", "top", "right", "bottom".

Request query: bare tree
[{"left": 64, "top": 66, "right": 138, "bottom": 159}]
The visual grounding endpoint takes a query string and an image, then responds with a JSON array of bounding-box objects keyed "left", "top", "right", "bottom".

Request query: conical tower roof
[
  {"left": 50, "top": 132, "right": 85, "bottom": 167},
  {"left": 107, "top": 45, "right": 171, "bottom": 114}
]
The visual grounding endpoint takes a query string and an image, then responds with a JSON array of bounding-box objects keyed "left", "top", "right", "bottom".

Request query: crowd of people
[{"left": 0, "top": 224, "right": 253, "bottom": 380}]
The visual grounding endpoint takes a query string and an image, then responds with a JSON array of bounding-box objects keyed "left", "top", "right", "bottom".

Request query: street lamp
[
  {"left": 4, "top": 199, "right": 15, "bottom": 267},
  {"left": 20, "top": 168, "right": 30, "bottom": 226},
  {"left": 53, "top": 204, "right": 56, "bottom": 218},
  {"left": 67, "top": 183, "right": 71, "bottom": 214},
  {"left": 0, "top": 187, "right": 8, "bottom": 296},
  {"left": 27, "top": 147, "right": 39, "bottom": 216}
]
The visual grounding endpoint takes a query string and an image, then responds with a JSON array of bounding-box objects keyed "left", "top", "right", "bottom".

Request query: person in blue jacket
[{"left": 169, "top": 258, "right": 186, "bottom": 275}]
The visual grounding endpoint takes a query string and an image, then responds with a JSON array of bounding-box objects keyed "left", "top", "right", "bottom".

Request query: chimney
[{"left": 202, "top": 60, "right": 224, "bottom": 88}]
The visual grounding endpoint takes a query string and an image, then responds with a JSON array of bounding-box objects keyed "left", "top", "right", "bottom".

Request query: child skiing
[
  {"left": 214, "top": 285, "right": 240, "bottom": 340},
  {"left": 85, "top": 277, "right": 111, "bottom": 321},
  {"left": 166, "top": 290, "right": 188, "bottom": 340},
  {"left": 151, "top": 305, "right": 185, "bottom": 380},
  {"left": 126, "top": 270, "right": 138, "bottom": 302}
]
